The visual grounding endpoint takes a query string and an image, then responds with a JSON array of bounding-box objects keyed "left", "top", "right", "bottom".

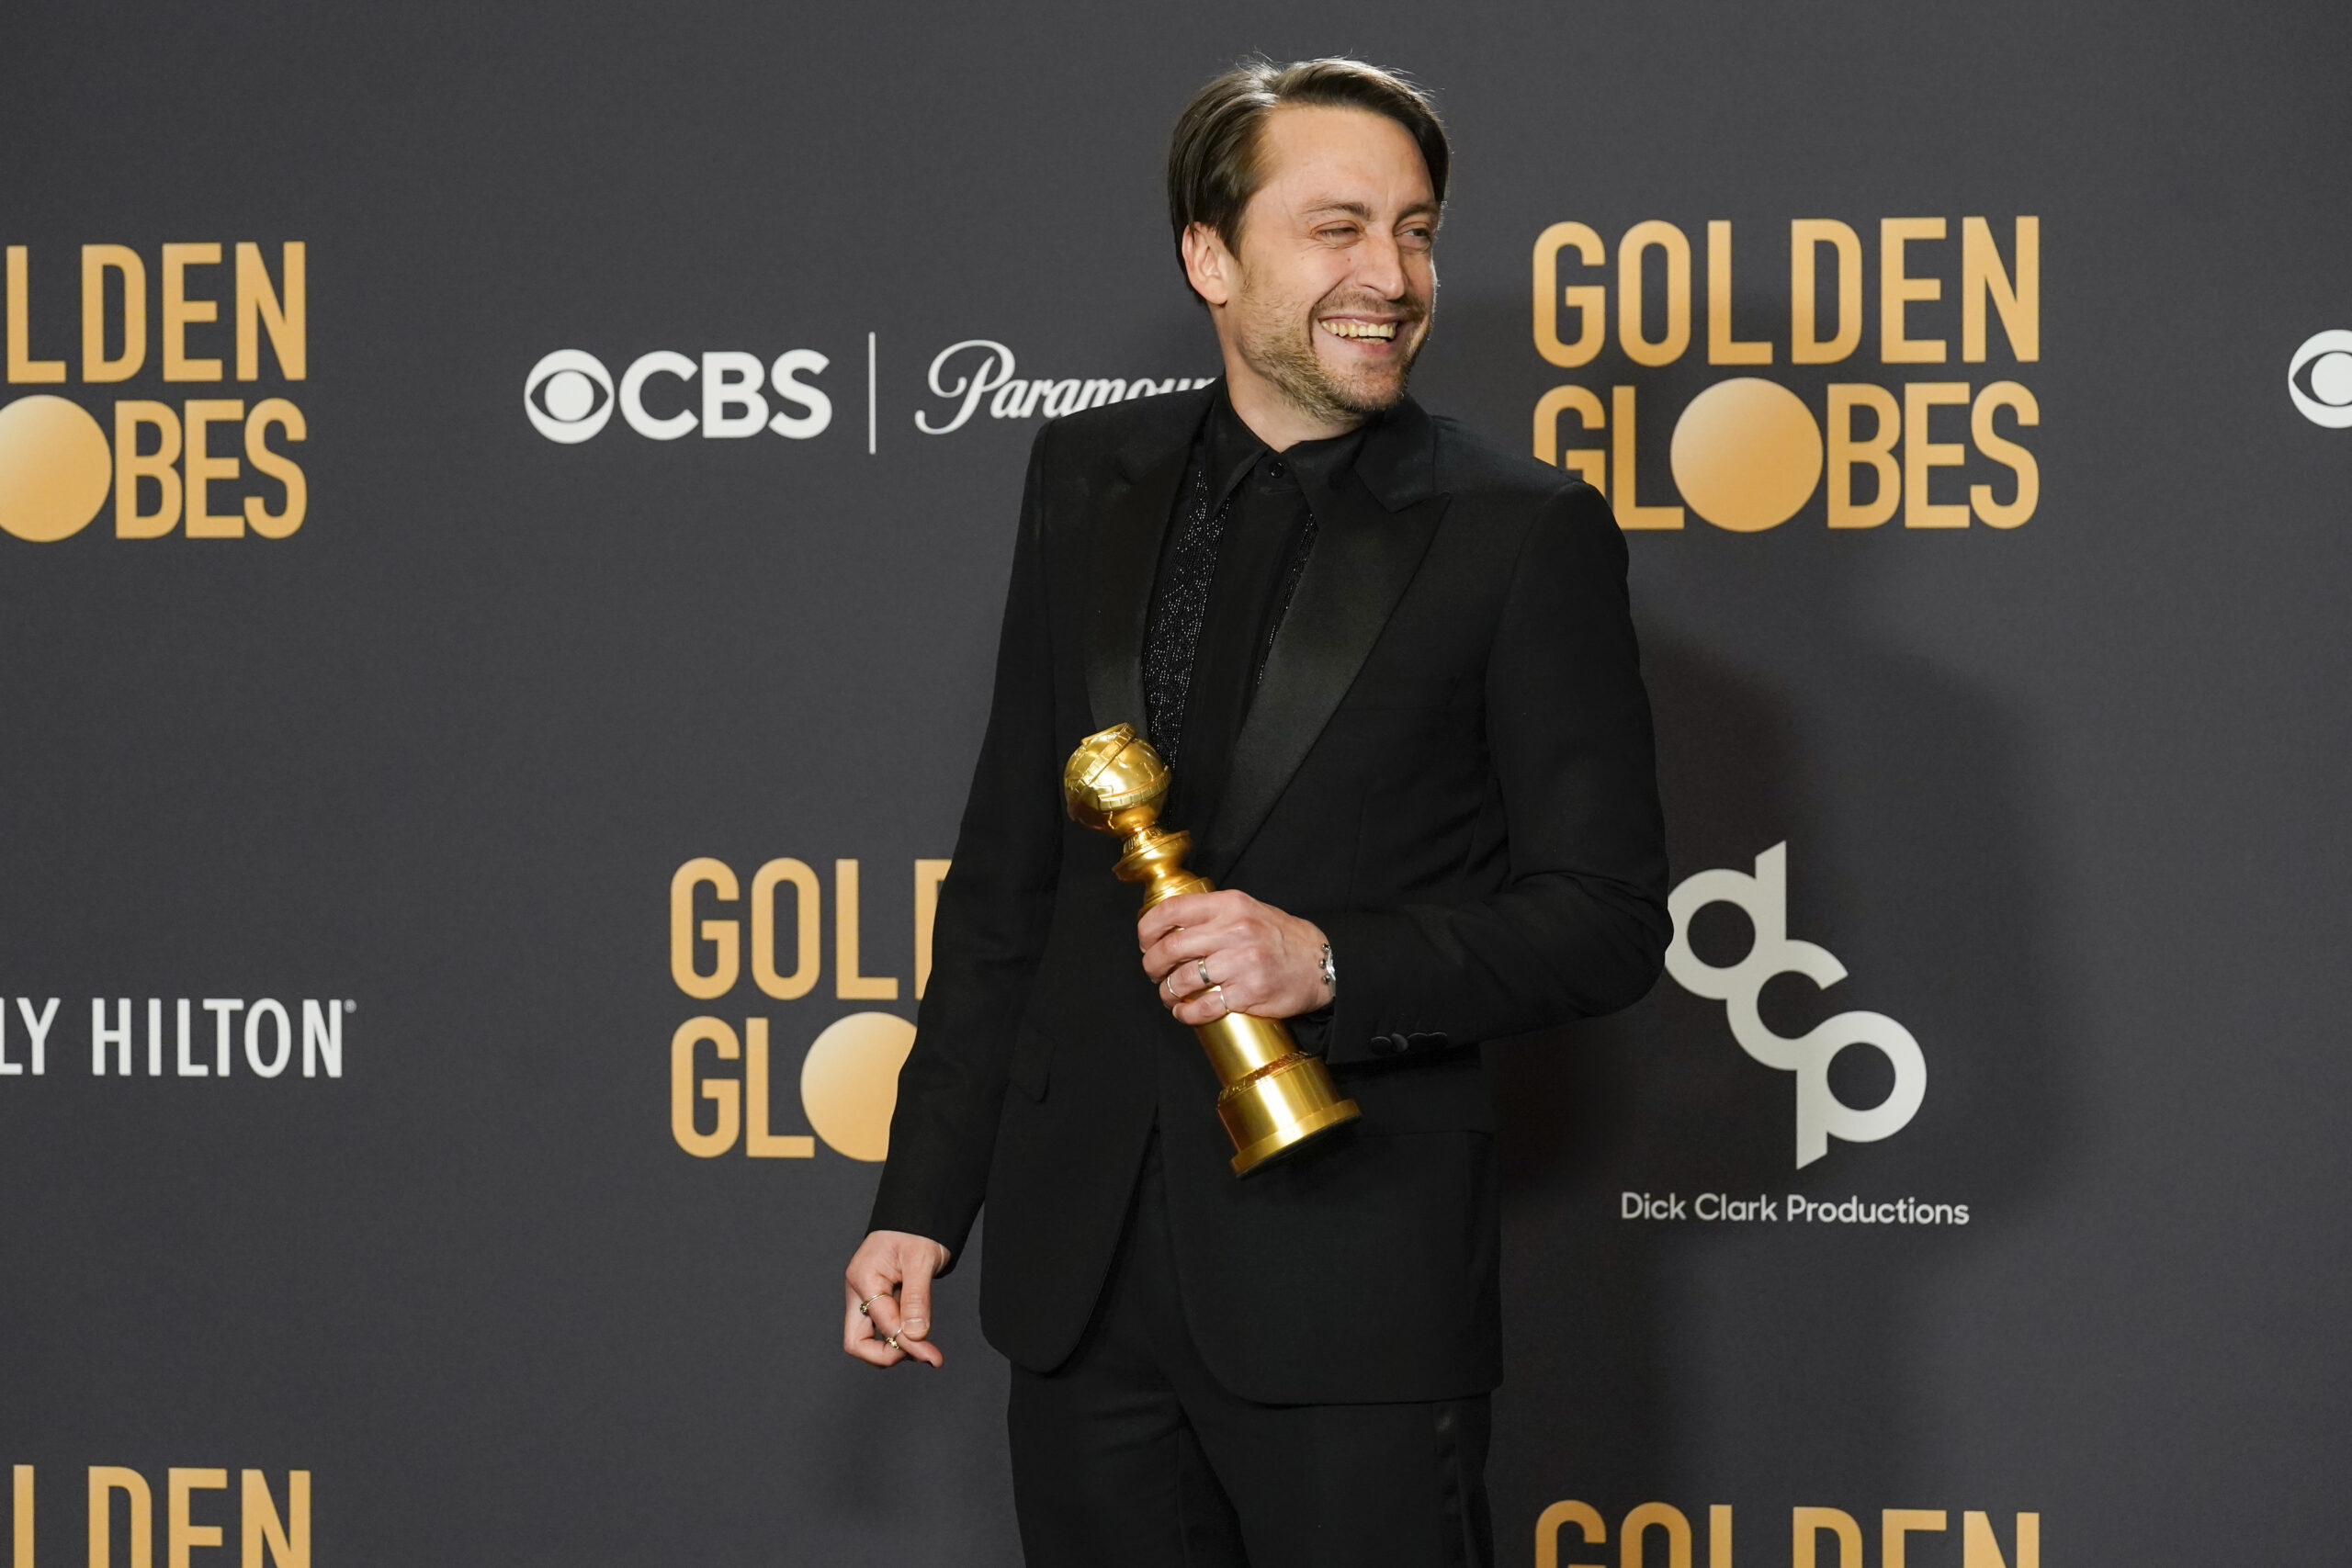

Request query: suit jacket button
[
  {"left": 1410, "top": 1032, "right": 1448, "bottom": 1049},
  {"left": 1368, "top": 1033, "right": 1400, "bottom": 1057}
]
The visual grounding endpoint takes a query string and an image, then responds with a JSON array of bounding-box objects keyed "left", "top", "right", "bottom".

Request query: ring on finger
[
  {"left": 1196, "top": 956, "right": 1214, "bottom": 988},
  {"left": 885, "top": 1332, "right": 901, "bottom": 1350},
  {"left": 857, "top": 1292, "right": 880, "bottom": 1317},
  {"left": 1211, "top": 984, "right": 1227, "bottom": 1015}
]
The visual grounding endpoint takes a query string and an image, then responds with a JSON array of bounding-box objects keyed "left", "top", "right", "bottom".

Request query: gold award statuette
[{"left": 1064, "top": 723, "right": 1361, "bottom": 1176}]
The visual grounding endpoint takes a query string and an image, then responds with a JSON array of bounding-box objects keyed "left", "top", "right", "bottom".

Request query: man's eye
[{"left": 1317, "top": 226, "right": 1360, "bottom": 243}]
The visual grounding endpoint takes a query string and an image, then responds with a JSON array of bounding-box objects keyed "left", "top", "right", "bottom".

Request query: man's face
[{"left": 1215, "top": 105, "right": 1439, "bottom": 426}]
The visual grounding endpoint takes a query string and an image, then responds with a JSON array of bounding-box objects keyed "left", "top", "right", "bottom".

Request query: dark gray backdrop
[{"left": 4, "top": 2, "right": 2347, "bottom": 1562}]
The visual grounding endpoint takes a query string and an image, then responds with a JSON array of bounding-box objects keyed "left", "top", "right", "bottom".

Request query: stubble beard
[{"left": 1233, "top": 283, "right": 1431, "bottom": 428}]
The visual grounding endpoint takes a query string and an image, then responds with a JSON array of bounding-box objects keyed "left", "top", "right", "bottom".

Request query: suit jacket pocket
[
  {"left": 1330, "top": 1046, "right": 1494, "bottom": 1133},
  {"left": 1008, "top": 1016, "right": 1056, "bottom": 1101}
]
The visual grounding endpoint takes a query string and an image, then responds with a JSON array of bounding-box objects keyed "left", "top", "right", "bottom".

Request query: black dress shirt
[
  {"left": 1142, "top": 387, "right": 1372, "bottom": 833},
  {"left": 1139, "top": 386, "right": 1368, "bottom": 1041}
]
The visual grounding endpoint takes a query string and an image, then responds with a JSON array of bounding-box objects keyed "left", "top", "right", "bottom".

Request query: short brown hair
[{"left": 1167, "top": 57, "right": 1449, "bottom": 262}]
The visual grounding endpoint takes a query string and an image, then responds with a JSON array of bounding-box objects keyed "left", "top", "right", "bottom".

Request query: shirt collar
[{"left": 1198, "top": 381, "right": 1379, "bottom": 517}]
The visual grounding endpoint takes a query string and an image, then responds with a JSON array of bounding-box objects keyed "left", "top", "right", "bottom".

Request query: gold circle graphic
[
  {"left": 800, "top": 1011, "right": 917, "bottom": 1162},
  {"left": 0, "top": 396, "right": 112, "bottom": 543},
  {"left": 1668, "top": 378, "right": 1823, "bottom": 533}
]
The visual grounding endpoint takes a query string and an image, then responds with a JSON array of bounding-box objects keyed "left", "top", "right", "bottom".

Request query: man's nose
[{"left": 1354, "top": 232, "right": 1408, "bottom": 300}]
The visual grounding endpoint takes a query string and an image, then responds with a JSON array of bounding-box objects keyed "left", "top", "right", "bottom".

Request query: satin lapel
[
  {"left": 1196, "top": 488, "right": 1451, "bottom": 881},
  {"left": 1082, "top": 419, "right": 1197, "bottom": 737}
]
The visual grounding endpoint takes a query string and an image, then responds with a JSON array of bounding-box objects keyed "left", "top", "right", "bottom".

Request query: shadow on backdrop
[{"left": 1429, "top": 284, "right": 2072, "bottom": 1544}]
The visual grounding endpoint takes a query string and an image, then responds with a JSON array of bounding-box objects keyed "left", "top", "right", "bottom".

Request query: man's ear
[{"left": 1181, "top": 221, "right": 1234, "bottom": 308}]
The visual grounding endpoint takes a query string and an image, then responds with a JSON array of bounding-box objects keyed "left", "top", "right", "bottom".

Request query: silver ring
[
  {"left": 1196, "top": 957, "right": 1214, "bottom": 989},
  {"left": 857, "top": 1292, "right": 879, "bottom": 1317},
  {"left": 1214, "top": 986, "right": 1227, "bottom": 1015}
]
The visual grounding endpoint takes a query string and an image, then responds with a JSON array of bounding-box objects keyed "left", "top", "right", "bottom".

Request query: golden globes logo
[
  {"left": 1532, "top": 217, "right": 2038, "bottom": 531},
  {"left": 6, "top": 1465, "right": 309, "bottom": 1568},
  {"left": 0, "top": 242, "right": 307, "bottom": 543},
  {"left": 1535, "top": 1499, "right": 2039, "bottom": 1568},
  {"left": 667, "top": 856, "right": 946, "bottom": 1163}
]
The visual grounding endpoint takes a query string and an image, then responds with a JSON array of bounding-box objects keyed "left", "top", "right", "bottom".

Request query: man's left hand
[{"left": 1139, "top": 890, "right": 1331, "bottom": 1027}]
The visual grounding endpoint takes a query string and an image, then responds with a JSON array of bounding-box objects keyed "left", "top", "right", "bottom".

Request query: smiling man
[{"left": 842, "top": 58, "right": 1668, "bottom": 1568}]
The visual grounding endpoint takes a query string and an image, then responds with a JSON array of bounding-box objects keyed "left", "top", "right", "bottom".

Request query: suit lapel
[
  {"left": 1197, "top": 470, "right": 1449, "bottom": 883},
  {"left": 1083, "top": 389, "right": 1212, "bottom": 736}
]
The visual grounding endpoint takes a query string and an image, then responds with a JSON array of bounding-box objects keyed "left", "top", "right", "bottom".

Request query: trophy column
[{"left": 1065, "top": 724, "right": 1361, "bottom": 1175}]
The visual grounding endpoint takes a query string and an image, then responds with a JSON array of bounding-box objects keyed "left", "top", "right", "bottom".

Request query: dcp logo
[
  {"left": 2288, "top": 330, "right": 2352, "bottom": 428},
  {"left": 1665, "top": 842, "right": 1927, "bottom": 1168}
]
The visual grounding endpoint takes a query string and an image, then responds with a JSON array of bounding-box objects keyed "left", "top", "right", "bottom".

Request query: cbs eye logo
[
  {"left": 524, "top": 347, "right": 832, "bottom": 444},
  {"left": 525, "top": 350, "right": 616, "bottom": 443},
  {"left": 2289, "top": 330, "right": 2352, "bottom": 429}
]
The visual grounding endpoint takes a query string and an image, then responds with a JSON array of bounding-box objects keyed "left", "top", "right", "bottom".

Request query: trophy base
[{"left": 1218, "top": 1054, "right": 1363, "bottom": 1176}]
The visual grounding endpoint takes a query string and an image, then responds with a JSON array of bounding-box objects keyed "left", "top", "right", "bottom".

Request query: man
[{"left": 842, "top": 57, "right": 1667, "bottom": 1567}]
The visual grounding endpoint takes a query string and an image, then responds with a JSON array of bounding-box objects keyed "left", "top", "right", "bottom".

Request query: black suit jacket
[{"left": 871, "top": 385, "right": 1668, "bottom": 1404}]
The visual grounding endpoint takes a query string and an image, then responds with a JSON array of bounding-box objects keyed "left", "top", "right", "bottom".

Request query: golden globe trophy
[{"left": 1063, "top": 722, "right": 1361, "bottom": 1175}]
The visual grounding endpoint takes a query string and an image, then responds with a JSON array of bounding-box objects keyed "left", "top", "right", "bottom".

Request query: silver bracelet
[{"left": 1317, "top": 942, "right": 1338, "bottom": 997}]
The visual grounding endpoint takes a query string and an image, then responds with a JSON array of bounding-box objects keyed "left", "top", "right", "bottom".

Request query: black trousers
[{"left": 1007, "top": 1135, "right": 1495, "bottom": 1568}]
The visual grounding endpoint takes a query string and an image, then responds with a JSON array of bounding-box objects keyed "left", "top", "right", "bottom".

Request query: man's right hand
[{"left": 842, "top": 1229, "right": 952, "bottom": 1369}]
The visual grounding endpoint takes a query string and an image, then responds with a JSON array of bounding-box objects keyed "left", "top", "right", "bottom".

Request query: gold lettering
[
  {"left": 1791, "top": 220, "right": 1861, "bottom": 364},
  {"left": 82, "top": 245, "right": 147, "bottom": 382},
  {"left": 670, "top": 1017, "right": 741, "bottom": 1157},
  {"left": 1792, "top": 1507, "right": 1861, "bottom": 1568},
  {"left": 182, "top": 400, "right": 245, "bottom": 537},
  {"left": 1971, "top": 381, "right": 2039, "bottom": 527},
  {"left": 238, "top": 1472, "right": 308, "bottom": 1568},
  {"left": 1611, "top": 386, "right": 1683, "bottom": 529},
  {"left": 751, "top": 859, "right": 820, "bottom": 1000},
  {"left": 1962, "top": 218, "right": 2039, "bottom": 363},
  {"left": 1903, "top": 382, "right": 1971, "bottom": 527},
  {"left": 1533, "top": 1500, "right": 1606, "bottom": 1568},
  {"left": 1827, "top": 385, "right": 1900, "bottom": 528},
  {"left": 1618, "top": 220, "right": 1691, "bottom": 367},
  {"left": 1532, "top": 385, "right": 1606, "bottom": 492},
  {"left": 1533, "top": 222, "right": 1607, "bottom": 368},
  {"left": 1962, "top": 1511, "right": 2038, "bottom": 1568},
  {"left": 834, "top": 858, "right": 899, "bottom": 999},
  {"left": 166, "top": 1471, "right": 226, "bottom": 1568},
  {"left": 1883, "top": 1509, "right": 1947, "bottom": 1568},
  {"left": 1707, "top": 222, "right": 1770, "bottom": 364},
  {"left": 88, "top": 1468, "right": 153, "bottom": 1568},
  {"left": 115, "top": 401, "right": 184, "bottom": 538},
  {"left": 1623, "top": 1503, "right": 1692, "bottom": 1568},
  {"left": 670, "top": 858, "right": 740, "bottom": 999},
  {"left": 1881, "top": 218, "right": 1948, "bottom": 364},
  {"left": 6, "top": 247, "right": 66, "bottom": 383},
  {"left": 235, "top": 243, "right": 306, "bottom": 381},
  {"left": 243, "top": 399, "right": 307, "bottom": 537},
  {"left": 744, "top": 1017, "right": 816, "bottom": 1156},
  {"left": 161, "top": 243, "right": 223, "bottom": 382}
]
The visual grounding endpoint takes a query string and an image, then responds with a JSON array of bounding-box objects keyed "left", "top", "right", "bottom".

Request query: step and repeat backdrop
[{"left": 3, "top": 2, "right": 2346, "bottom": 1563}]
